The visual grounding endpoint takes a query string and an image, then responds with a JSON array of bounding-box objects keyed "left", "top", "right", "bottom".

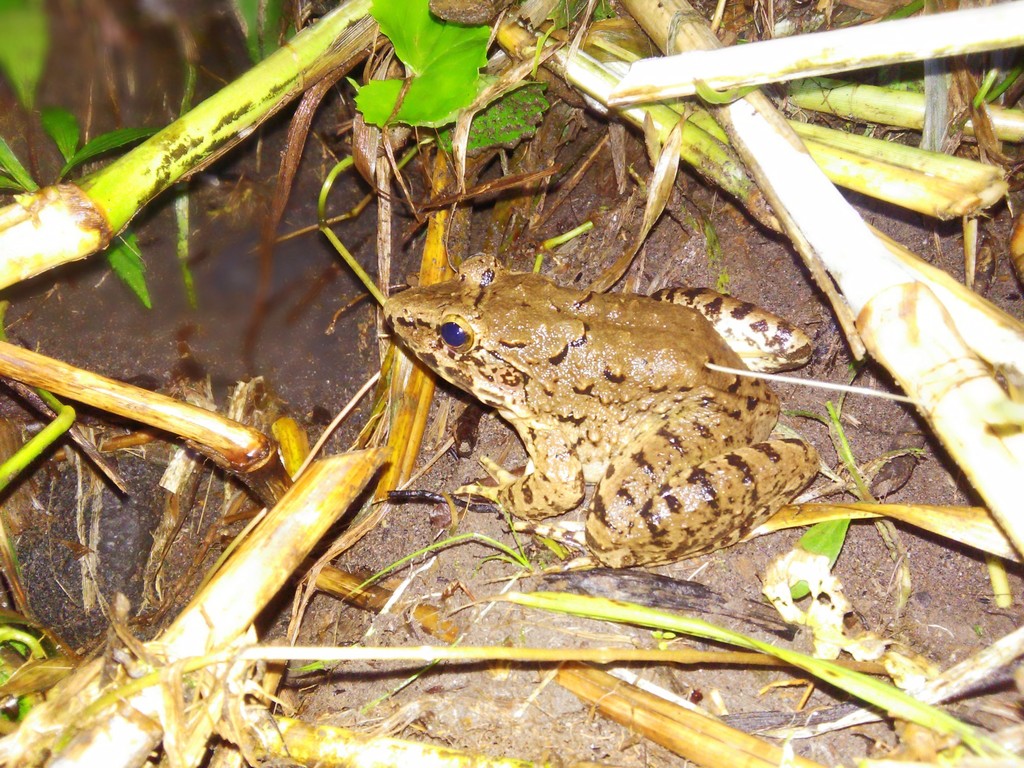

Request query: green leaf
[
  {"left": 40, "top": 107, "right": 80, "bottom": 162},
  {"left": 352, "top": 79, "right": 405, "bottom": 126},
  {"left": 0, "top": 174, "right": 23, "bottom": 192},
  {"left": 60, "top": 126, "right": 158, "bottom": 178},
  {"left": 232, "top": 0, "right": 289, "bottom": 63},
  {"left": 105, "top": 233, "right": 152, "bottom": 309},
  {"left": 0, "top": 137, "right": 37, "bottom": 192},
  {"left": 355, "top": 0, "right": 490, "bottom": 127},
  {"left": 790, "top": 518, "right": 851, "bottom": 600},
  {"left": 437, "top": 83, "right": 549, "bottom": 153},
  {"left": 0, "top": 0, "right": 48, "bottom": 109}
]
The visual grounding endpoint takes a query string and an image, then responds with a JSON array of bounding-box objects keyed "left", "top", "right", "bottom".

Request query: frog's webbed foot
[
  {"left": 453, "top": 455, "right": 519, "bottom": 504},
  {"left": 511, "top": 519, "right": 590, "bottom": 560}
]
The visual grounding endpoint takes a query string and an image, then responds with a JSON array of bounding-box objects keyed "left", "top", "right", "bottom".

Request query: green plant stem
[
  {"left": 825, "top": 400, "right": 872, "bottom": 501},
  {"left": 81, "top": 0, "right": 374, "bottom": 233},
  {"left": 0, "top": 404, "right": 75, "bottom": 493},
  {"left": 509, "top": 592, "right": 1007, "bottom": 757},
  {"left": 540, "top": 220, "right": 593, "bottom": 251},
  {"left": 317, "top": 156, "right": 386, "bottom": 306}
]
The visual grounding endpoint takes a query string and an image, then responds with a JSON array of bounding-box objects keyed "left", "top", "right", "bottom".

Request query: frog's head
[{"left": 383, "top": 255, "right": 585, "bottom": 417}]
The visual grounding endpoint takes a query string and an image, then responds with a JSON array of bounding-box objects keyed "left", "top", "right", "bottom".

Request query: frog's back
[{"left": 498, "top": 273, "right": 763, "bottom": 403}]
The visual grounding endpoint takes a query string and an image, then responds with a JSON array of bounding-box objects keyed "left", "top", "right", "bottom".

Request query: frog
[{"left": 383, "top": 255, "right": 819, "bottom": 567}]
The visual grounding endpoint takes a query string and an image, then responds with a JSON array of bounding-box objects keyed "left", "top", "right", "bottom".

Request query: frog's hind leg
[
  {"left": 653, "top": 287, "right": 811, "bottom": 372},
  {"left": 586, "top": 438, "right": 819, "bottom": 568}
]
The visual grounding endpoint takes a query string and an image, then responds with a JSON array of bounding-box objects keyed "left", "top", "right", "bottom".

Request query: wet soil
[{"left": 1, "top": 1, "right": 1022, "bottom": 766}]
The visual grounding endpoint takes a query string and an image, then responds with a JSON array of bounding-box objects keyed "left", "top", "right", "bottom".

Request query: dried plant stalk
[
  {"left": 857, "top": 284, "right": 1024, "bottom": 558},
  {"left": 610, "top": 4, "right": 1024, "bottom": 103},
  {"left": 0, "top": 450, "right": 388, "bottom": 768},
  {"left": 790, "top": 120, "right": 1006, "bottom": 220},
  {"left": 0, "top": 340, "right": 289, "bottom": 505},
  {"left": 238, "top": 707, "right": 544, "bottom": 768},
  {"left": 557, "top": 663, "right": 827, "bottom": 768},
  {"left": 0, "top": 0, "right": 375, "bottom": 292},
  {"left": 758, "top": 503, "right": 1017, "bottom": 562}
]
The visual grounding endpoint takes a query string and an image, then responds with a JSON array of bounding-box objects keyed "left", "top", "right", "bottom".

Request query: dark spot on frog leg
[
  {"left": 556, "top": 412, "right": 586, "bottom": 426},
  {"left": 751, "top": 319, "right": 770, "bottom": 333},
  {"left": 591, "top": 491, "right": 609, "bottom": 525},
  {"left": 729, "top": 302, "right": 753, "bottom": 320},
  {"left": 689, "top": 467, "right": 720, "bottom": 510},
  {"left": 548, "top": 344, "right": 569, "bottom": 365},
  {"left": 757, "top": 443, "right": 782, "bottom": 463},
  {"left": 746, "top": 396, "right": 759, "bottom": 411},
  {"left": 637, "top": 498, "right": 666, "bottom": 537},
  {"left": 603, "top": 368, "right": 626, "bottom": 383},
  {"left": 656, "top": 425, "right": 687, "bottom": 454},
  {"left": 725, "top": 453, "right": 755, "bottom": 485},
  {"left": 630, "top": 450, "right": 655, "bottom": 478},
  {"left": 704, "top": 296, "right": 724, "bottom": 318},
  {"left": 573, "top": 382, "right": 594, "bottom": 396},
  {"left": 520, "top": 483, "right": 533, "bottom": 505}
]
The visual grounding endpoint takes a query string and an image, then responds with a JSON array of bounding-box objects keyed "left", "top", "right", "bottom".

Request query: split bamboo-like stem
[
  {"left": 789, "top": 78, "right": 1024, "bottom": 144},
  {"left": 857, "top": 284, "right": 1024, "bottom": 562},
  {"left": 610, "top": 4, "right": 1024, "bottom": 104},
  {"left": 621, "top": 0, "right": 1024, "bottom": 554},
  {"left": 495, "top": 21, "right": 778, "bottom": 229},
  {"left": 790, "top": 120, "right": 1006, "bottom": 220}
]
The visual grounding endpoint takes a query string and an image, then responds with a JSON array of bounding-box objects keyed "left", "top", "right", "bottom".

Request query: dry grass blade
[
  {"left": 494, "top": 21, "right": 777, "bottom": 230},
  {"left": 239, "top": 707, "right": 546, "bottom": 767},
  {"left": 0, "top": 449, "right": 388, "bottom": 768},
  {"left": 556, "top": 663, "right": 828, "bottom": 768},
  {"left": 756, "top": 503, "right": 1018, "bottom": 562},
  {"left": 0, "top": 340, "right": 289, "bottom": 505},
  {"left": 609, "top": 4, "right": 1024, "bottom": 104},
  {"left": 375, "top": 152, "right": 459, "bottom": 499},
  {"left": 591, "top": 117, "right": 683, "bottom": 291}
]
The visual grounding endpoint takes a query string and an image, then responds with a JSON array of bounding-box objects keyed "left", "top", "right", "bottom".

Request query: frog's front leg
[
  {"left": 586, "top": 412, "right": 819, "bottom": 568},
  {"left": 458, "top": 424, "right": 585, "bottom": 520}
]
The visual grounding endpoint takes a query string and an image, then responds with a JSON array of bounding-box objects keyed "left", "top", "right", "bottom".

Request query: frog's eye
[{"left": 439, "top": 315, "right": 474, "bottom": 351}]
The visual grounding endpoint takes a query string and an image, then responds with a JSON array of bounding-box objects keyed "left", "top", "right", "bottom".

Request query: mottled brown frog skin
[{"left": 384, "top": 255, "right": 819, "bottom": 567}]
